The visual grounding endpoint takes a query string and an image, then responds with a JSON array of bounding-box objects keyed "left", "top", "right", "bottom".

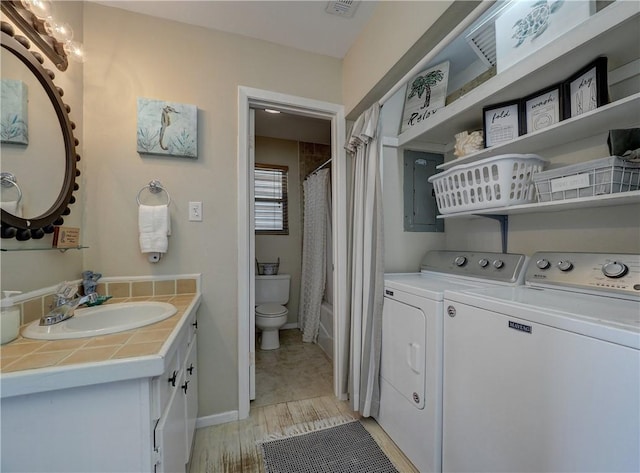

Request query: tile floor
[
  {"left": 253, "top": 329, "right": 334, "bottom": 407},
  {"left": 189, "top": 329, "right": 418, "bottom": 472}
]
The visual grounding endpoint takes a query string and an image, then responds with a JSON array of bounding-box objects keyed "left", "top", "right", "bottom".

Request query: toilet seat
[{"left": 256, "top": 303, "right": 287, "bottom": 317}]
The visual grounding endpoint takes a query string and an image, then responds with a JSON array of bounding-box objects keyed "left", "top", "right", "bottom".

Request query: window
[{"left": 254, "top": 163, "right": 289, "bottom": 234}]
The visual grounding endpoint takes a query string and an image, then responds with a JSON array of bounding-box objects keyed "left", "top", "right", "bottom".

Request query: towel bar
[
  {"left": 0, "top": 172, "right": 23, "bottom": 204},
  {"left": 136, "top": 180, "right": 171, "bottom": 206}
]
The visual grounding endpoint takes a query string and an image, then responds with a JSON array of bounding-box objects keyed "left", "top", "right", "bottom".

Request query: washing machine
[
  {"left": 443, "top": 252, "right": 640, "bottom": 472},
  {"left": 377, "top": 250, "right": 528, "bottom": 473}
]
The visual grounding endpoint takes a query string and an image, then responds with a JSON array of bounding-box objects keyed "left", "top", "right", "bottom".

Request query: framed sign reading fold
[{"left": 482, "top": 100, "right": 522, "bottom": 148}]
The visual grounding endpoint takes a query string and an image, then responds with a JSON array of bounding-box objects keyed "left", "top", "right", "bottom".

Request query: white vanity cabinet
[
  {"left": 154, "top": 316, "right": 199, "bottom": 473},
  {"left": 0, "top": 303, "right": 199, "bottom": 473}
]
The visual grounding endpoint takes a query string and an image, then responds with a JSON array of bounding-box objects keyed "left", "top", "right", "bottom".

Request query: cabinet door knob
[
  {"left": 187, "top": 364, "right": 194, "bottom": 375},
  {"left": 182, "top": 380, "right": 189, "bottom": 394},
  {"left": 168, "top": 370, "right": 177, "bottom": 387}
]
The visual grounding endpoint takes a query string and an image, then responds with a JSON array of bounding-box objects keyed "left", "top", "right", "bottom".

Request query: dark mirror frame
[{"left": 0, "top": 22, "right": 79, "bottom": 241}]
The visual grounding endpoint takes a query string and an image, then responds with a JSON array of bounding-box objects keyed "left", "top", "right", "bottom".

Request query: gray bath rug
[{"left": 260, "top": 420, "right": 399, "bottom": 473}]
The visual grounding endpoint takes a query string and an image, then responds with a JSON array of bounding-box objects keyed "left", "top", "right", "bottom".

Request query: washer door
[{"left": 381, "top": 297, "right": 426, "bottom": 409}]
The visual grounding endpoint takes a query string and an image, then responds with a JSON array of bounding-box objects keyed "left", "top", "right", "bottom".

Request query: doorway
[{"left": 237, "top": 87, "right": 347, "bottom": 420}]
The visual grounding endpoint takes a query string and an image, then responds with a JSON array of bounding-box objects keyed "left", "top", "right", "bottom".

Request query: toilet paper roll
[{"left": 148, "top": 252, "right": 161, "bottom": 263}]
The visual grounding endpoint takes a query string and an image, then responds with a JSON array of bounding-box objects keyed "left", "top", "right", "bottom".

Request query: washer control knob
[
  {"left": 602, "top": 261, "right": 628, "bottom": 278},
  {"left": 557, "top": 260, "right": 573, "bottom": 272},
  {"left": 478, "top": 258, "right": 489, "bottom": 268},
  {"left": 493, "top": 260, "right": 505, "bottom": 269},
  {"left": 454, "top": 256, "right": 467, "bottom": 267},
  {"left": 536, "top": 259, "right": 551, "bottom": 270}
]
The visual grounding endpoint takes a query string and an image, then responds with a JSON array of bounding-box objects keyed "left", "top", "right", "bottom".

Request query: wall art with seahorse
[
  {"left": 137, "top": 97, "right": 197, "bottom": 158},
  {"left": 1, "top": 79, "right": 28, "bottom": 145}
]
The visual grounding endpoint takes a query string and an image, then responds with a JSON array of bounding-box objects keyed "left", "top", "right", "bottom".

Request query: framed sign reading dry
[{"left": 562, "top": 57, "right": 609, "bottom": 119}]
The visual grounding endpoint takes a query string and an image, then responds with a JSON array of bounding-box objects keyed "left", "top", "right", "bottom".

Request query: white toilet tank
[{"left": 255, "top": 274, "right": 290, "bottom": 305}]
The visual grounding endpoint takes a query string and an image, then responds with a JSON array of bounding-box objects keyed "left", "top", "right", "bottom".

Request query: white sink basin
[{"left": 22, "top": 302, "right": 177, "bottom": 340}]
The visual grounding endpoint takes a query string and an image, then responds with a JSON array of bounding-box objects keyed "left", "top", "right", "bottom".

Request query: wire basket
[
  {"left": 533, "top": 156, "right": 640, "bottom": 202},
  {"left": 428, "top": 154, "right": 547, "bottom": 214},
  {"left": 256, "top": 258, "right": 280, "bottom": 275}
]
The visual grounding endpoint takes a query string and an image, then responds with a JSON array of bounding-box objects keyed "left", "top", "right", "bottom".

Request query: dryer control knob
[
  {"left": 536, "top": 259, "right": 551, "bottom": 270},
  {"left": 454, "top": 256, "right": 467, "bottom": 267},
  {"left": 602, "top": 261, "right": 628, "bottom": 278},
  {"left": 557, "top": 260, "right": 573, "bottom": 272},
  {"left": 493, "top": 260, "right": 505, "bottom": 269},
  {"left": 478, "top": 258, "right": 489, "bottom": 268}
]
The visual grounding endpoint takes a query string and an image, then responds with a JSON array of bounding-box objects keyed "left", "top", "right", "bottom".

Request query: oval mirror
[{"left": 0, "top": 23, "right": 79, "bottom": 241}]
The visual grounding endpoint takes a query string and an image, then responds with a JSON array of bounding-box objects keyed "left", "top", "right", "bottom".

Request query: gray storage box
[{"left": 533, "top": 156, "right": 640, "bottom": 202}]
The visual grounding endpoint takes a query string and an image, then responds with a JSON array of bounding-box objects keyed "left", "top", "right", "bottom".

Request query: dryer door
[{"left": 381, "top": 297, "right": 426, "bottom": 409}]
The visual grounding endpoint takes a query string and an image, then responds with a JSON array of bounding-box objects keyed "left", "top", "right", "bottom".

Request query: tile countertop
[{"left": 0, "top": 293, "right": 201, "bottom": 398}]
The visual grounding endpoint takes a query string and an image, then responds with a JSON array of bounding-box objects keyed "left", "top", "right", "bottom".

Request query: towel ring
[
  {"left": 1, "top": 172, "right": 23, "bottom": 204},
  {"left": 136, "top": 180, "right": 171, "bottom": 206}
]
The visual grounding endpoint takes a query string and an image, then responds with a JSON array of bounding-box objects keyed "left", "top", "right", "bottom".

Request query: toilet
[{"left": 255, "top": 274, "right": 290, "bottom": 350}]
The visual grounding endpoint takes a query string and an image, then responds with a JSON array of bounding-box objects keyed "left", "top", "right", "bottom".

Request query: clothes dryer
[
  {"left": 442, "top": 252, "right": 640, "bottom": 472},
  {"left": 378, "top": 250, "right": 528, "bottom": 473}
]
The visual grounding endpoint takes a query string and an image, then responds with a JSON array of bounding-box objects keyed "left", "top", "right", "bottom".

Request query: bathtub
[{"left": 318, "top": 301, "right": 333, "bottom": 360}]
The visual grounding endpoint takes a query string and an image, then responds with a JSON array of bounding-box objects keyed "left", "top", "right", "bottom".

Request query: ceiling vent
[
  {"left": 465, "top": 20, "right": 497, "bottom": 68},
  {"left": 326, "top": 1, "right": 359, "bottom": 18}
]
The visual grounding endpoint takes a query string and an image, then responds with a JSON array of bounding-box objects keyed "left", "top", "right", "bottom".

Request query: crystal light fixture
[{"left": 17, "top": 0, "right": 86, "bottom": 65}]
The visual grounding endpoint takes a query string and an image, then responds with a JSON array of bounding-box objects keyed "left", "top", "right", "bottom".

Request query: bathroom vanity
[{"left": 0, "top": 290, "right": 201, "bottom": 473}]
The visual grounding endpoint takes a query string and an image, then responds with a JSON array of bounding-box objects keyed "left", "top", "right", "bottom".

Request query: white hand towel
[
  {"left": 0, "top": 200, "right": 22, "bottom": 217},
  {"left": 138, "top": 204, "right": 170, "bottom": 253}
]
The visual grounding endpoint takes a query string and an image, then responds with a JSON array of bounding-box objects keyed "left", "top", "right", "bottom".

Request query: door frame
[{"left": 237, "top": 86, "right": 347, "bottom": 419}]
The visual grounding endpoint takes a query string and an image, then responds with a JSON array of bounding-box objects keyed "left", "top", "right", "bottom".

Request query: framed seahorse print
[{"left": 137, "top": 97, "right": 198, "bottom": 158}]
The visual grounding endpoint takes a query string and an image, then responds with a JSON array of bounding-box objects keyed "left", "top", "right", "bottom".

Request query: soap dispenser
[{"left": 1, "top": 291, "right": 21, "bottom": 345}]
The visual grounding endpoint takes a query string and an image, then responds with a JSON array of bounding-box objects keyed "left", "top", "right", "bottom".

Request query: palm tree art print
[{"left": 408, "top": 69, "right": 445, "bottom": 110}]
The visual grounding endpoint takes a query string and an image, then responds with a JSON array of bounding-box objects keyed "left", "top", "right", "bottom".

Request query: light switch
[{"left": 189, "top": 201, "right": 202, "bottom": 221}]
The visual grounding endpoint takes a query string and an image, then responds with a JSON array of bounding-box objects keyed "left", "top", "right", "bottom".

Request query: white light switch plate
[{"left": 189, "top": 201, "right": 202, "bottom": 221}]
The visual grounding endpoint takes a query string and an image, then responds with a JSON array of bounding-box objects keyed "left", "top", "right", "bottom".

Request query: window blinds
[{"left": 254, "top": 164, "right": 288, "bottom": 234}]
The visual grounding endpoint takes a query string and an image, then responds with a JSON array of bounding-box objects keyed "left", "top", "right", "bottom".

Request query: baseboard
[
  {"left": 282, "top": 322, "right": 299, "bottom": 330},
  {"left": 196, "top": 410, "right": 239, "bottom": 429}
]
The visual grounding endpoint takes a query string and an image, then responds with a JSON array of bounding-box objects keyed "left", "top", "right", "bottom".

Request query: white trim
[
  {"left": 609, "top": 59, "right": 640, "bottom": 86},
  {"left": 282, "top": 322, "right": 299, "bottom": 330},
  {"left": 378, "top": 1, "right": 494, "bottom": 106},
  {"left": 195, "top": 410, "right": 239, "bottom": 429},
  {"left": 238, "top": 86, "right": 347, "bottom": 420}
]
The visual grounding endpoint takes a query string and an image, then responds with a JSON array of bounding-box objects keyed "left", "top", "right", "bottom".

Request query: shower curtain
[
  {"left": 345, "top": 103, "right": 383, "bottom": 418},
  {"left": 299, "top": 168, "right": 331, "bottom": 343}
]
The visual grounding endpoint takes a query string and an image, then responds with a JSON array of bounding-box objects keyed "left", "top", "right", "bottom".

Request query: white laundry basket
[{"left": 429, "top": 154, "right": 547, "bottom": 214}]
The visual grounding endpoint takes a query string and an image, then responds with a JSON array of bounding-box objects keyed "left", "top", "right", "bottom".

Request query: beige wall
[
  {"left": 342, "top": 0, "right": 452, "bottom": 116},
  {"left": 79, "top": 3, "right": 341, "bottom": 417},
  {"left": 255, "top": 136, "right": 302, "bottom": 325},
  {"left": 0, "top": 1, "right": 84, "bottom": 292}
]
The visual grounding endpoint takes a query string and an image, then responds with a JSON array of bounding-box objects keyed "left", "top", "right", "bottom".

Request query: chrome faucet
[{"left": 41, "top": 292, "right": 98, "bottom": 326}]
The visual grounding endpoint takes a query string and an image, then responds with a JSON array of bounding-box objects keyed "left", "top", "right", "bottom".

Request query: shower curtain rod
[{"left": 310, "top": 158, "right": 332, "bottom": 175}]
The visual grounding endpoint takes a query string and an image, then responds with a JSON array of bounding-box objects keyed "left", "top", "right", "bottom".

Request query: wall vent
[
  {"left": 325, "top": 1, "right": 359, "bottom": 18},
  {"left": 465, "top": 21, "right": 497, "bottom": 68}
]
